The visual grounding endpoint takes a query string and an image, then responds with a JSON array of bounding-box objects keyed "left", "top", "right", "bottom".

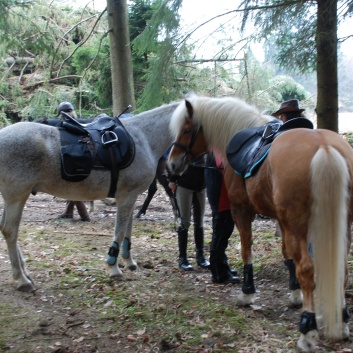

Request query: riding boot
[
  {"left": 194, "top": 227, "right": 211, "bottom": 269},
  {"left": 57, "top": 200, "right": 75, "bottom": 219},
  {"left": 178, "top": 228, "right": 193, "bottom": 271},
  {"left": 75, "top": 201, "right": 91, "bottom": 222},
  {"left": 210, "top": 210, "right": 237, "bottom": 282}
]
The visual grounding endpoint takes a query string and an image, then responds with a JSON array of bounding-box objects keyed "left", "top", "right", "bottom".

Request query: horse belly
[{"left": 245, "top": 160, "right": 277, "bottom": 218}]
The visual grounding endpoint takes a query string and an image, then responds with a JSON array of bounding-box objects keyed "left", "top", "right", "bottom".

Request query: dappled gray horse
[{"left": 0, "top": 102, "right": 179, "bottom": 292}]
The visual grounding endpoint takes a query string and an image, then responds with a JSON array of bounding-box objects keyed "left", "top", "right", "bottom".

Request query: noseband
[{"left": 173, "top": 125, "right": 202, "bottom": 161}]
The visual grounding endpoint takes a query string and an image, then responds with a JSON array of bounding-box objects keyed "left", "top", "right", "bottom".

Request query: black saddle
[
  {"left": 227, "top": 117, "right": 314, "bottom": 178},
  {"left": 59, "top": 112, "right": 135, "bottom": 197}
]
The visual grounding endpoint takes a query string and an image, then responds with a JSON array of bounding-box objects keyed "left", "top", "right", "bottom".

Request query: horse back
[{"left": 226, "top": 128, "right": 353, "bottom": 220}]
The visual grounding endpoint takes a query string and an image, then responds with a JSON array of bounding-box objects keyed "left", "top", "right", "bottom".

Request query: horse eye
[{"left": 184, "top": 128, "right": 191, "bottom": 134}]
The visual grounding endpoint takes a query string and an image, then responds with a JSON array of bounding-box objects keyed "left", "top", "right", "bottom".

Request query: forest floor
[{"left": 0, "top": 189, "right": 352, "bottom": 353}]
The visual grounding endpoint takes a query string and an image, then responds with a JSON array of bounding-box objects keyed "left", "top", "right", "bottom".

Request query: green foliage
[
  {"left": 0, "top": 0, "right": 58, "bottom": 57},
  {"left": 239, "top": 0, "right": 317, "bottom": 74},
  {"left": 132, "top": 0, "right": 185, "bottom": 110}
]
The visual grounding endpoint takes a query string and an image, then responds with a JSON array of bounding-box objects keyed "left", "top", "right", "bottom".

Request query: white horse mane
[{"left": 170, "top": 94, "right": 274, "bottom": 156}]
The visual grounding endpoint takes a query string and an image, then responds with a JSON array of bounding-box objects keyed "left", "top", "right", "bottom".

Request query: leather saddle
[
  {"left": 59, "top": 112, "right": 135, "bottom": 197},
  {"left": 227, "top": 117, "right": 314, "bottom": 178}
]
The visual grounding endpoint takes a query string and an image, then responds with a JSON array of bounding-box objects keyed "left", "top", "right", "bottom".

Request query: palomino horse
[
  {"left": 0, "top": 102, "right": 179, "bottom": 292},
  {"left": 168, "top": 94, "right": 352, "bottom": 352}
]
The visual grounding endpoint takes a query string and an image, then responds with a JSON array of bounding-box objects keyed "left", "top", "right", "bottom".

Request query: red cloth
[{"left": 215, "top": 153, "right": 231, "bottom": 212}]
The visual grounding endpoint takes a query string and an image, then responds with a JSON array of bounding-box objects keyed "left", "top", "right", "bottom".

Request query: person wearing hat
[
  {"left": 56, "top": 102, "right": 91, "bottom": 222},
  {"left": 272, "top": 99, "right": 306, "bottom": 123},
  {"left": 57, "top": 101, "right": 77, "bottom": 119}
]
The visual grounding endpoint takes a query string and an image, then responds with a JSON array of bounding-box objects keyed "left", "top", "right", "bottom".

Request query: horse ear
[{"left": 185, "top": 100, "right": 194, "bottom": 119}]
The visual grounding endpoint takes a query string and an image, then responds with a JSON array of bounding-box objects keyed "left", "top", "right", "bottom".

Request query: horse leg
[
  {"left": 280, "top": 222, "right": 302, "bottom": 307},
  {"left": 135, "top": 178, "right": 157, "bottom": 218},
  {"left": 107, "top": 197, "right": 138, "bottom": 278},
  {"left": 156, "top": 161, "right": 179, "bottom": 219},
  {"left": 121, "top": 212, "right": 138, "bottom": 271},
  {"left": 293, "top": 239, "right": 319, "bottom": 352},
  {"left": 0, "top": 198, "right": 35, "bottom": 292},
  {"left": 233, "top": 210, "right": 256, "bottom": 306}
]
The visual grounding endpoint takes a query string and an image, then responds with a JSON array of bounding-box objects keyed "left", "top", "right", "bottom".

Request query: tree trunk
[
  {"left": 107, "top": 0, "right": 135, "bottom": 115},
  {"left": 316, "top": 0, "right": 338, "bottom": 131}
]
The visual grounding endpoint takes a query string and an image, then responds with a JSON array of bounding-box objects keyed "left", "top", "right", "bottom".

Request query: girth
[
  {"left": 227, "top": 117, "right": 314, "bottom": 178},
  {"left": 59, "top": 113, "right": 135, "bottom": 198}
]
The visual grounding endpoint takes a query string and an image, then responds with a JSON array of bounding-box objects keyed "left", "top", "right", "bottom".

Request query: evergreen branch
[
  {"left": 177, "top": 0, "right": 302, "bottom": 48},
  {"left": 49, "top": 13, "right": 100, "bottom": 78},
  {"left": 174, "top": 58, "right": 243, "bottom": 64},
  {"left": 78, "top": 30, "right": 111, "bottom": 114},
  {"left": 56, "top": 8, "right": 107, "bottom": 78}
]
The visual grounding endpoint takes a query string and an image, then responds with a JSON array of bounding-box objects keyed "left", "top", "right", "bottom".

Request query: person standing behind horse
[
  {"left": 56, "top": 102, "right": 91, "bottom": 222},
  {"left": 168, "top": 157, "right": 210, "bottom": 271},
  {"left": 271, "top": 99, "right": 305, "bottom": 122},
  {"left": 205, "top": 152, "right": 240, "bottom": 284}
]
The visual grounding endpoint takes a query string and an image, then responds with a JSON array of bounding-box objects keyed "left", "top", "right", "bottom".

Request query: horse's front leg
[
  {"left": 1, "top": 199, "right": 35, "bottom": 292},
  {"left": 233, "top": 209, "right": 256, "bottom": 306},
  {"left": 121, "top": 212, "right": 138, "bottom": 271},
  {"left": 106, "top": 197, "right": 138, "bottom": 278}
]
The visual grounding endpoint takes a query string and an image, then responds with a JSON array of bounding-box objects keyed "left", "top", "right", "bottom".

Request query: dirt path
[{"left": 0, "top": 191, "right": 352, "bottom": 353}]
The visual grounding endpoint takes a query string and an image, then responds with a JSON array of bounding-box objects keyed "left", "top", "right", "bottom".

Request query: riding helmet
[{"left": 57, "top": 101, "right": 75, "bottom": 115}]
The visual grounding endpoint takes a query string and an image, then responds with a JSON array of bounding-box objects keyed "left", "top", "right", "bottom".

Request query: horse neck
[
  {"left": 134, "top": 103, "right": 178, "bottom": 156},
  {"left": 196, "top": 97, "right": 270, "bottom": 157}
]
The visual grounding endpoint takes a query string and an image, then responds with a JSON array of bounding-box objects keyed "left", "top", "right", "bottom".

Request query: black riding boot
[
  {"left": 178, "top": 228, "right": 193, "bottom": 271},
  {"left": 194, "top": 227, "right": 210, "bottom": 269}
]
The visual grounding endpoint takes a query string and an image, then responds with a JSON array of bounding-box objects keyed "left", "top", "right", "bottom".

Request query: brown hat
[{"left": 272, "top": 99, "right": 305, "bottom": 117}]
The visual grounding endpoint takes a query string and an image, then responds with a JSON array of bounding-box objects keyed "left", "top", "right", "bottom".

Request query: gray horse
[{"left": 0, "top": 102, "right": 179, "bottom": 292}]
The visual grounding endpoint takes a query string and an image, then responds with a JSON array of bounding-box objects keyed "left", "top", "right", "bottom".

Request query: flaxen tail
[{"left": 309, "top": 146, "right": 349, "bottom": 339}]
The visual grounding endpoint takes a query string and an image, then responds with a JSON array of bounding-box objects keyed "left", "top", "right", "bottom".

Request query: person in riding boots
[
  {"left": 205, "top": 152, "right": 240, "bottom": 284},
  {"left": 168, "top": 156, "right": 210, "bottom": 271},
  {"left": 272, "top": 99, "right": 306, "bottom": 123},
  {"left": 56, "top": 102, "right": 91, "bottom": 222}
]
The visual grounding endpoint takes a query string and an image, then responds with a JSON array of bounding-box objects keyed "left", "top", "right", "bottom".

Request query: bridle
[
  {"left": 172, "top": 125, "right": 225, "bottom": 170},
  {"left": 172, "top": 125, "right": 202, "bottom": 162}
]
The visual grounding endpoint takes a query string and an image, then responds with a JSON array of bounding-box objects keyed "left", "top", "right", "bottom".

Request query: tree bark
[
  {"left": 316, "top": 0, "right": 338, "bottom": 131},
  {"left": 107, "top": 0, "right": 135, "bottom": 115}
]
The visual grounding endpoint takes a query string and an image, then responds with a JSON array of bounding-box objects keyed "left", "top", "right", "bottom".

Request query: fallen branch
[{"left": 52, "top": 230, "right": 110, "bottom": 237}]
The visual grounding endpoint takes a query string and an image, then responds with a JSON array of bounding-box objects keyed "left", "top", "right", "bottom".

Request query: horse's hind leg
[
  {"left": 280, "top": 223, "right": 302, "bottom": 307},
  {"left": 293, "top": 239, "right": 318, "bottom": 352},
  {"left": 1, "top": 198, "right": 35, "bottom": 292}
]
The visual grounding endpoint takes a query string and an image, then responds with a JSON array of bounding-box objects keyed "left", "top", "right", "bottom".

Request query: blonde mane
[{"left": 170, "top": 94, "right": 273, "bottom": 156}]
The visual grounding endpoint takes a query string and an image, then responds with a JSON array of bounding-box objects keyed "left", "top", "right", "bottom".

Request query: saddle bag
[{"left": 60, "top": 143, "right": 93, "bottom": 182}]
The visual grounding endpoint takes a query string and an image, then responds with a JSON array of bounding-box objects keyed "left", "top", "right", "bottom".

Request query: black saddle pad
[
  {"left": 227, "top": 118, "right": 313, "bottom": 178},
  {"left": 58, "top": 116, "right": 135, "bottom": 182}
]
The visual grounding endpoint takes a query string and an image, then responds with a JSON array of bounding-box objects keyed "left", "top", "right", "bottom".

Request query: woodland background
[{"left": 0, "top": 0, "right": 352, "bottom": 130}]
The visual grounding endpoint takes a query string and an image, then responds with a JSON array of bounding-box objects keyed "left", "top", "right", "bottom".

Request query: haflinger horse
[
  {"left": 168, "top": 93, "right": 352, "bottom": 352},
  {"left": 0, "top": 101, "right": 179, "bottom": 292}
]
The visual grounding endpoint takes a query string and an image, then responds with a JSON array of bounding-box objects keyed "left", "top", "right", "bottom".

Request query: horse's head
[{"left": 168, "top": 99, "right": 208, "bottom": 175}]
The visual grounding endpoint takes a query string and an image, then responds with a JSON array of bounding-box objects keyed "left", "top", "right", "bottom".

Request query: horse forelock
[{"left": 171, "top": 95, "right": 272, "bottom": 156}]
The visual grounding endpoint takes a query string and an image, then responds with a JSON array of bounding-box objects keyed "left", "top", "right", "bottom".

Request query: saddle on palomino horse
[
  {"left": 59, "top": 112, "right": 135, "bottom": 197},
  {"left": 227, "top": 117, "right": 314, "bottom": 178}
]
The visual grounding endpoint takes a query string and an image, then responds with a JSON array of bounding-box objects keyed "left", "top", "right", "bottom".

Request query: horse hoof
[
  {"left": 297, "top": 330, "right": 319, "bottom": 352},
  {"left": 17, "top": 282, "right": 36, "bottom": 292},
  {"left": 236, "top": 292, "right": 255, "bottom": 306},
  {"left": 288, "top": 288, "right": 303, "bottom": 308},
  {"left": 126, "top": 264, "right": 138, "bottom": 271}
]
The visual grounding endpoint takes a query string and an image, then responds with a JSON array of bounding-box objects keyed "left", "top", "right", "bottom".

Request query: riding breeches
[{"left": 175, "top": 186, "right": 206, "bottom": 230}]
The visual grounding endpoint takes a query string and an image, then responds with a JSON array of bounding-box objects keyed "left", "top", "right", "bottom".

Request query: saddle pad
[{"left": 227, "top": 118, "right": 313, "bottom": 179}]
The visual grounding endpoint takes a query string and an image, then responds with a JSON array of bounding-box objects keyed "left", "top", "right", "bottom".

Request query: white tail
[{"left": 309, "top": 146, "right": 349, "bottom": 339}]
